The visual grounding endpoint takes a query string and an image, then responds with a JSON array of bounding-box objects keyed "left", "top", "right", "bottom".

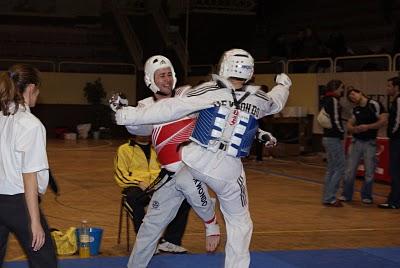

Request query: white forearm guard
[{"left": 115, "top": 106, "right": 139, "bottom": 125}]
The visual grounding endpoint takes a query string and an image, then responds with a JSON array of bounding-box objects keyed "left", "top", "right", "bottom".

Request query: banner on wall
[{"left": 344, "top": 137, "right": 391, "bottom": 183}]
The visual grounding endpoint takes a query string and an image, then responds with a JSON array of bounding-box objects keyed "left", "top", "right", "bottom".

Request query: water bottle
[{"left": 79, "top": 220, "right": 90, "bottom": 258}]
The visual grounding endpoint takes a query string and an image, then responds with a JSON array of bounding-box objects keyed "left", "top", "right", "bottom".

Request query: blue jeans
[
  {"left": 342, "top": 138, "right": 377, "bottom": 201},
  {"left": 322, "top": 137, "right": 345, "bottom": 203},
  {"left": 387, "top": 138, "right": 400, "bottom": 206}
]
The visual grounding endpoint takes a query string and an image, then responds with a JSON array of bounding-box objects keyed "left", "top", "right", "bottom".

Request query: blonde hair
[{"left": 0, "top": 64, "right": 41, "bottom": 115}]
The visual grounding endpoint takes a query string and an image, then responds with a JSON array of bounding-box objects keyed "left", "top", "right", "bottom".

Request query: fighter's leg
[
  {"left": 219, "top": 172, "right": 252, "bottom": 268},
  {"left": 174, "top": 166, "right": 220, "bottom": 252},
  {"left": 188, "top": 167, "right": 252, "bottom": 268},
  {"left": 127, "top": 177, "right": 185, "bottom": 268},
  {"left": 175, "top": 166, "right": 215, "bottom": 222},
  {"left": 163, "top": 199, "right": 190, "bottom": 246}
]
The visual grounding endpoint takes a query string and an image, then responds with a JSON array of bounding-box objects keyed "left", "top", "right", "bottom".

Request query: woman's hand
[
  {"left": 31, "top": 221, "right": 45, "bottom": 251},
  {"left": 22, "top": 172, "right": 45, "bottom": 252}
]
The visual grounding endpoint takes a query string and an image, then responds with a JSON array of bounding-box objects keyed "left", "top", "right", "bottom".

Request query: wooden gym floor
[{"left": 4, "top": 139, "right": 400, "bottom": 262}]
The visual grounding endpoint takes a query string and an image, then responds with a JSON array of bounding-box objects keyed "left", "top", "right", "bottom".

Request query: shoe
[
  {"left": 323, "top": 200, "right": 343, "bottom": 207},
  {"left": 361, "top": 198, "right": 373, "bottom": 204},
  {"left": 338, "top": 196, "right": 349, "bottom": 202},
  {"left": 157, "top": 240, "right": 188, "bottom": 254},
  {"left": 378, "top": 203, "right": 399, "bottom": 209}
]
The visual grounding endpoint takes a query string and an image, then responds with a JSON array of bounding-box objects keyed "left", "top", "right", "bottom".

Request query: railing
[
  {"left": 1, "top": 53, "right": 399, "bottom": 75},
  {"left": 116, "top": 0, "right": 255, "bottom": 14},
  {"left": 188, "top": 64, "right": 215, "bottom": 76},
  {"left": 287, "top": 58, "right": 333, "bottom": 74},
  {"left": 0, "top": 59, "right": 56, "bottom": 72},
  {"left": 192, "top": 0, "right": 256, "bottom": 12},
  {"left": 334, "top": 54, "right": 392, "bottom": 72},
  {"left": 116, "top": 0, "right": 145, "bottom": 13},
  {"left": 393, "top": 53, "right": 400, "bottom": 71},
  {"left": 254, "top": 60, "right": 286, "bottom": 74},
  {"left": 58, "top": 61, "right": 136, "bottom": 74}
]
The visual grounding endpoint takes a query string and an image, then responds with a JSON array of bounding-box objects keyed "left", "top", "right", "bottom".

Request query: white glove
[
  {"left": 109, "top": 92, "right": 128, "bottom": 112},
  {"left": 275, "top": 73, "right": 292, "bottom": 88},
  {"left": 115, "top": 106, "right": 138, "bottom": 125},
  {"left": 265, "top": 134, "right": 277, "bottom": 148},
  {"left": 256, "top": 129, "right": 277, "bottom": 148}
]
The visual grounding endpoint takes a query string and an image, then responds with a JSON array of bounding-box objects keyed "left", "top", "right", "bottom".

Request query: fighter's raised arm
[
  {"left": 247, "top": 73, "right": 291, "bottom": 118},
  {"left": 115, "top": 95, "right": 214, "bottom": 126},
  {"left": 267, "top": 73, "right": 292, "bottom": 112}
]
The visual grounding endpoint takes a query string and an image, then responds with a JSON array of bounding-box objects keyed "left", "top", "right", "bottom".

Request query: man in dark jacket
[{"left": 379, "top": 76, "right": 400, "bottom": 209}]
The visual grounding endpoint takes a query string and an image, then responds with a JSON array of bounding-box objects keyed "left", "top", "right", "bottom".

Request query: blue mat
[{"left": 5, "top": 248, "right": 400, "bottom": 268}]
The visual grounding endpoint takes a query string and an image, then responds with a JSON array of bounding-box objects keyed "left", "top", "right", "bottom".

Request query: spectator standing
[
  {"left": 0, "top": 64, "right": 58, "bottom": 268},
  {"left": 339, "top": 89, "right": 387, "bottom": 204},
  {"left": 379, "top": 77, "right": 400, "bottom": 209},
  {"left": 321, "top": 80, "right": 345, "bottom": 207}
]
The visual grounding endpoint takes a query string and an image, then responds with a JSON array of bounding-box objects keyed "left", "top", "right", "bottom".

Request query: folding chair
[{"left": 117, "top": 194, "right": 132, "bottom": 252}]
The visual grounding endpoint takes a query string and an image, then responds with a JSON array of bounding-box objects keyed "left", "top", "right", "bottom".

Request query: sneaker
[
  {"left": 378, "top": 203, "right": 399, "bottom": 209},
  {"left": 338, "top": 196, "right": 349, "bottom": 202},
  {"left": 361, "top": 198, "right": 373, "bottom": 204},
  {"left": 157, "top": 241, "right": 188, "bottom": 254},
  {"left": 323, "top": 200, "right": 343, "bottom": 207}
]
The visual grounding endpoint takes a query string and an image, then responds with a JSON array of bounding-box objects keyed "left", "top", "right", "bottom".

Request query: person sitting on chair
[{"left": 114, "top": 135, "right": 190, "bottom": 253}]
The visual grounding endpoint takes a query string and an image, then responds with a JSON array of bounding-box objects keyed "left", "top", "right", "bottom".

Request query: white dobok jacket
[{"left": 118, "top": 75, "right": 290, "bottom": 181}]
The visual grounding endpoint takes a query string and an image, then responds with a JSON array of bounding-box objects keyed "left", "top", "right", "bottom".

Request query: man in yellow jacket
[{"left": 114, "top": 135, "right": 190, "bottom": 253}]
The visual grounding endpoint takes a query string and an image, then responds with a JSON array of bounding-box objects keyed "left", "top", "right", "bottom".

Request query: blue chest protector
[{"left": 190, "top": 106, "right": 258, "bottom": 158}]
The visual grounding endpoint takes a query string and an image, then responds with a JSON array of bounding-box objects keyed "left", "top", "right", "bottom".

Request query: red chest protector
[{"left": 152, "top": 117, "right": 196, "bottom": 166}]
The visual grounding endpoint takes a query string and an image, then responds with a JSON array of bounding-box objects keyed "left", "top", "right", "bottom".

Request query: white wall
[{"left": 38, "top": 72, "right": 136, "bottom": 105}]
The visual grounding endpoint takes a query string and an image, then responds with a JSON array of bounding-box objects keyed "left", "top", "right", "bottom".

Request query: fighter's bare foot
[
  {"left": 206, "top": 234, "right": 220, "bottom": 252},
  {"left": 205, "top": 220, "right": 220, "bottom": 252}
]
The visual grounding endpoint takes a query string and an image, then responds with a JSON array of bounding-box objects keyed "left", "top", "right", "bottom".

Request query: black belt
[
  {"left": 219, "top": 143, "right": 227, "bottom": 151},
  {"left": 134, "top": 168, "right": 175, "bottom": 202}
]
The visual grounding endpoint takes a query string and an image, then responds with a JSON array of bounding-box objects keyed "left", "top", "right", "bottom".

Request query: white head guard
[
  {"left": 218, "top": 49, "right": 254, "bottom": 82},
  {"left": 144, "top": 55, "right": 177, "bottom": 94}
]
